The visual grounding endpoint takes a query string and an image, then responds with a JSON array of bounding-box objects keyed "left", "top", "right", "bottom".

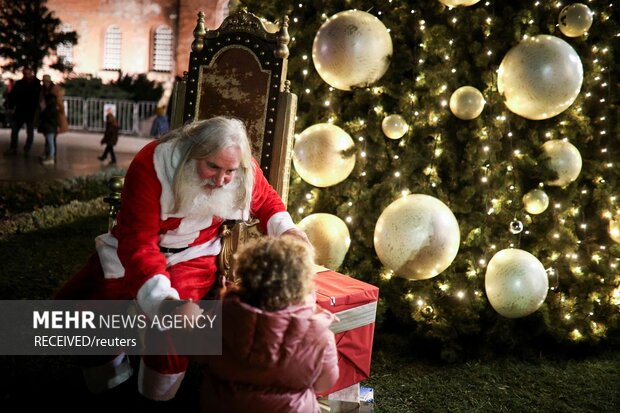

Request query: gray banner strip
[
  {"left": 329, "top": 301, "right": 377, "bottom": 334},
  {"left": 0, "top": 300, "right": 222, "bottom": 355}
]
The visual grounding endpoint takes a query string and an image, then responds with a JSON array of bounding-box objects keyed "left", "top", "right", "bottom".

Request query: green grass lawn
[{"left": 366, "top": 333, "right": 619, "bottom": 412}]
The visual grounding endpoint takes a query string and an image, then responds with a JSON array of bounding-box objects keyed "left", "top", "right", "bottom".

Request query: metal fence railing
[{"left": 64, "top": 97, "right": 158, "bottom": 135}]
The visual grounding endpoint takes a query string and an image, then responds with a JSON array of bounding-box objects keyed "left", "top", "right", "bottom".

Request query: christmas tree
[
  {"left": 0, "top": 0, "right": 78, "bottom": 72},
  {"left": 238, "top": 0, "right": 620, "bottom": 358}
]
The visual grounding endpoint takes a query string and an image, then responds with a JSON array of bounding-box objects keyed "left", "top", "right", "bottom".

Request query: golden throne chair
[
  {"left": 174, "top": 10, "right": 297, "bottom": 281},
  {"left": 105, "top": 10, "right": 297, "bottom": 283},
  {"left": 171, "top": 9, "right": 296, "bottom": 202}
]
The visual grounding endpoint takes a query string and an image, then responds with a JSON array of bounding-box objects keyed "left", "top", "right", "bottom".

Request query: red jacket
[{"left": 199, "top": 293, "right": 339, "bottom": 413}]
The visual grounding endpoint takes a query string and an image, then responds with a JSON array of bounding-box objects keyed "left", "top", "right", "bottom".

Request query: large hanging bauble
[
  {"left": 485, "top": 249, "right": 548, "bottom": 318},
  {"left": 542, "top": 140, "right": 582, "bottom": 187},
  {"left": 449, "top": 86, "right": 486, "bottom": 120},
  {"left": 439, "top": 0, "right": 481, "bottom": 7},
  {"left": 374, "top": 194, "right": 460, "bottom": 280},
  {"left": 298, "top": 213, "right": 351, "bottom": 270},
  {"left": 312, "top": 10, "right": 393, "bottom": 91},
  {"left": 559, "top": 3, "right": 594, "bottom": 37},
  {"left": 522, "top": 189, "right": 550, "bottom": 215},
  {"left": 609, "top": 214, "right": 620, "bottom": 244},
  {"left": 497, "top": 35, "right": 583, "bottom": 120},
  {"left": 382, "top": 114, "right": 409, "bottom": 140},
  {"left": 293, "top": 123, "right": 356, "bottom": 187}
]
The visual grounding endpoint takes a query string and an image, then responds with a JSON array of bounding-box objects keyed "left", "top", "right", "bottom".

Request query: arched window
[
  {"left": 57, "top": 24, "right": 74, "bottom": 65},
  {"left": 103, "top": 25, "right": 122, "bottom": 70},
  {"left": 152, "top": 25, "right": 173, "bottom": 72}
]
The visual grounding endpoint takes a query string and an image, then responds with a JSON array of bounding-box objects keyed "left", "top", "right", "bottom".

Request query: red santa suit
[{"left": 56, "top": 139, "right": 297, "bottom": 400}]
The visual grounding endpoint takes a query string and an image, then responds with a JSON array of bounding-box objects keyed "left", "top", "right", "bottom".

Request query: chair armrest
[{"left": 217, "top": 218, "right": 262, "bottom": 283}]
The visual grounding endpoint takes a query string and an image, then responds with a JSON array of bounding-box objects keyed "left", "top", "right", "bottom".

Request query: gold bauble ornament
[
  {"left": 381, "top": 114, "right": 409, "bottom": 140},
  {"left": 497, "top": 35, "right": 583, "bottom": 120},
  {"left": 485, "top": 249, "right": 548, "bottom": 318},
  {"left": 542, "top": 140, "right": 582, "bottom": 187},
  {"left": 449, "top": 86, "right": 486, "bottom": 120},
  {"left": 522, "top": 189, "right": 549, "bottom": 215},
  {"left": 293, "top": 123, "right": 356, "bottom": 187},
  {"left": 559, "top": 3, "right": 593, "bottom": 37},
  {"left": 298, "top": 213, "right": 351, "bottom": 270},
  {"left": 312, "top": 10, "right": 392, "bottom": 91},
  {"left": 439, "top": 0, "right": 481, "bottom": 6},
  {"left": 421, "top": 305, "right": 434, "bottom": 318},
  {"left": 509, "top": 219, "right": 524, "bottom": 235},
  {"left": 374, "top": 194, "right": 460, "bottom": 280}
]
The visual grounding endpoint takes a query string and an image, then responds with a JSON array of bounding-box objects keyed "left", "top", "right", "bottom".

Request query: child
[
  {"left": 98, "top": 111, "right": 119, "bottom": 165},
  {"left": 199, "top": 236, "right": 339, "bottom": 413},
  {"left": 149, "top": 106, "right": 169, "bottom": 139}
]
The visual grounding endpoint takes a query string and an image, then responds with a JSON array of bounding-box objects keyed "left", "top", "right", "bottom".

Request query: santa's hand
[{"left": 282, "top": 227, "right": 312, "bottom": 246}]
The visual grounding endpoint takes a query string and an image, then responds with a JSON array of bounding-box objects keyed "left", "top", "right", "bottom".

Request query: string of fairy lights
[{"left": 278, "top": 0, "right": 618, "bottom": 342}]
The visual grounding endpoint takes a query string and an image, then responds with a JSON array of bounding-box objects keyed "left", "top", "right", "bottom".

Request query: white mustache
[{"left": 200, "top": 178, "right": 235, "bottom": 190}]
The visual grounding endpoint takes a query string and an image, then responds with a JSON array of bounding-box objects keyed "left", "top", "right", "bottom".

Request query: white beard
[{"left": 176, "top": 161, "right": 243, "bottom": 221}]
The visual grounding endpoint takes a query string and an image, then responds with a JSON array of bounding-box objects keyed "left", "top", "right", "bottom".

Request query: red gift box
[{"left": 314, "top": 269, "right": 379, "bottom": 394}]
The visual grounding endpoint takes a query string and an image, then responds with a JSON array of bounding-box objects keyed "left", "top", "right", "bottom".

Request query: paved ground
[{"left": 0, "top": 127, "right": 152, "bottom": 182}]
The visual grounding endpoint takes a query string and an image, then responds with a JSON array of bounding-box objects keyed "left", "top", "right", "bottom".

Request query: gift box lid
[{"left": 314, "top": 268, "right": 379, "bottom": 313}]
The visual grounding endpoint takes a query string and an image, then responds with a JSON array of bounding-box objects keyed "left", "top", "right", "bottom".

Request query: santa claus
[{"left": 56, "top": 117, "right": 308, "bottom": 402}]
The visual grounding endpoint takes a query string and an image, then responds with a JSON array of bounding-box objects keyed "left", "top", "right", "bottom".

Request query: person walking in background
[
  {"left": 37, "top": 88, "right": 59, "bottom": 165},
  {"left": 39, "top": 75, "right": 68, "bottom": 159},
  {"left": 98, "top": 111, "right": 119, "bottom": 165},
  {"left": 38, "top": 75, "right": 69, "bottom": 163},
  {"left": 2, "top": 78, "right": 14, "bottom": 128},
  {"left": 150, "top": 106, "right": 169, "bottom": 139},
  {"left": 3, "top": 66, "right": 41, "bottom": 157},
  {"left": 197, "top": 236, "right": 339, "bottom": 413}
]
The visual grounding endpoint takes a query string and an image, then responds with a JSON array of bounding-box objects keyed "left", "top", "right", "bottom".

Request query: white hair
[{"left": 161, "top": 117, "right": 255, "bottom": 215}]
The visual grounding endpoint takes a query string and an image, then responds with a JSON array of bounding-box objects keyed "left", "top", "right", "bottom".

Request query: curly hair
[{"left": 233, "top": 236, "right": 315, "bottom": 311}]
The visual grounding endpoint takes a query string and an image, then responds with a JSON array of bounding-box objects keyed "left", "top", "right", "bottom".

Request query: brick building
[{"left": 45, "top": 0, "right": 230, "bottom": 84}]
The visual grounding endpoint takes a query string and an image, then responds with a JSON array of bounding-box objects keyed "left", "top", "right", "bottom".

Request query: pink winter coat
[{"left": 199, "top": 292, "right": 339, "bottom": 413}]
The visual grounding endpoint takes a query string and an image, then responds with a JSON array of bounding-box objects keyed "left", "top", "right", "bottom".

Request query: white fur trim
[
  {"left": 267, "top": 211, "right": 297, "bottom": 236},
  {"left": 137, "top": 275, "right": 180, "bottom": 321},
  {"left": 138, "top": 358, "right": 185, "bottom": 401},
  {"left": 163, "top": 237, "right": 222, "bottom": 267},
  {"left": 158, "top": 216, "right": 210, "bottom": 248},
  {"left": 153, "top": 140, "right": 183, "bottom": 220},
  {"left": 82, "top": 352, "right": 133, "bottom": 394},
  {"left": 95, "top": 233, "right": 125, "bottom": 279}
]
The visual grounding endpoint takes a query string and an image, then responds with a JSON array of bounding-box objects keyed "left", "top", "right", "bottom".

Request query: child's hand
[{"left": 160, "top": 299, "right": 204, "bottom": 331}]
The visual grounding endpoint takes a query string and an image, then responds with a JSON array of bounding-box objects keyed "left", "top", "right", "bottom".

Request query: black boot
[{"left": 134, "top": 394, "right": 182, "bottom": 413}]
